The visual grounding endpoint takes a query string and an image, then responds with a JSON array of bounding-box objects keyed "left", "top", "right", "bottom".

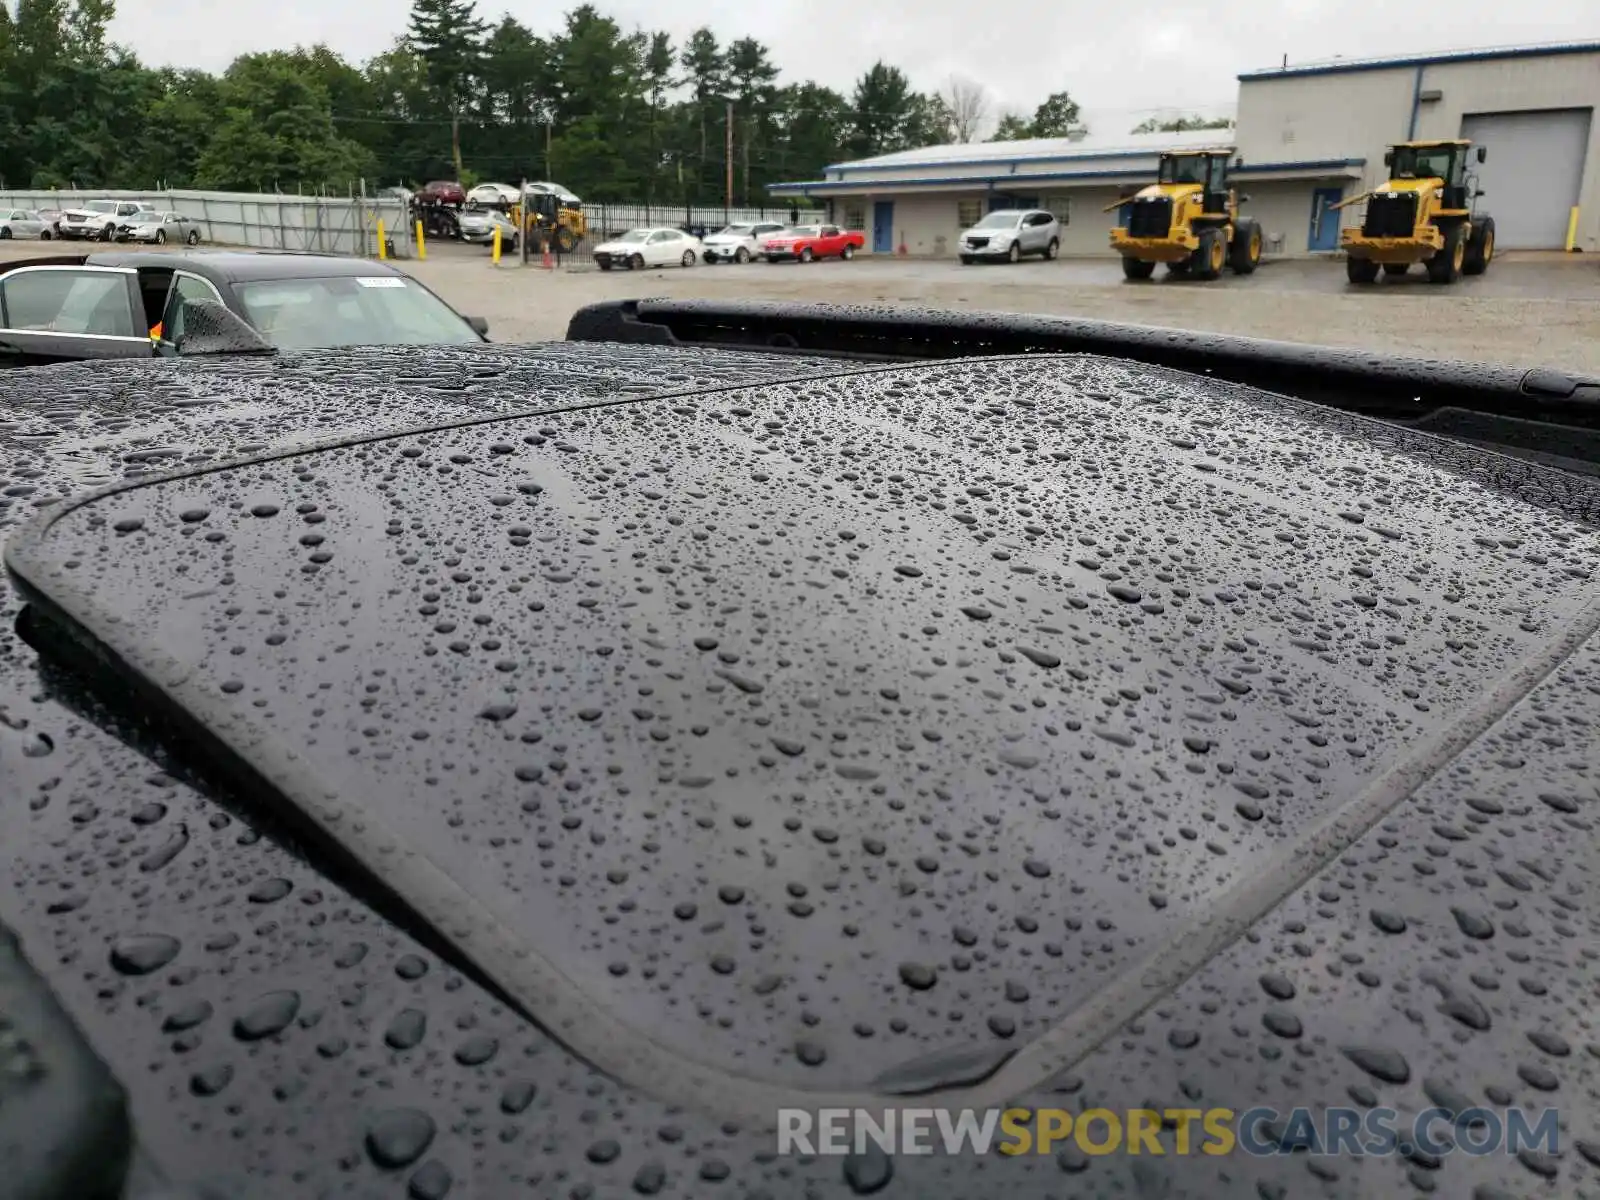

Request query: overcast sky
[{"left": 109, "top": 0, "right": 1594, "bottom": 126}]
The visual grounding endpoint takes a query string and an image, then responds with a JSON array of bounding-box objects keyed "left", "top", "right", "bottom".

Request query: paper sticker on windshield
[{"left": 356, "top": 277, "right": 408, "bottom": 289}]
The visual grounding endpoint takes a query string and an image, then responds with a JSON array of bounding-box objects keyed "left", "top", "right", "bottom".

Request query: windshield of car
[
  {"left": 973, "top": 211, "right": 1022, "bottom": 229},
  {"left": 787, "top": 226, "right": 819, "bottom": 237},
  {"left": 716, "top": 225, "right": 753, "bottom": 236},
  {"left": 615, "top": 230, "right": 651, "bottom": 243},
  {"left": 234, "top": 275, "right": 482, "bottom": 351},
  {"left": 84, "top": 200, "right": 117, "bottom": 214}
]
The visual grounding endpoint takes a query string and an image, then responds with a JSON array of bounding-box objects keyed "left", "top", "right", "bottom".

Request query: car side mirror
[
  {"left": 1477, "top": 146, "right": 1487, "bottom": 163},
  {"left": 173, "top": 299, "right": 274, "bottom": 356},
  {"left": 1384, "top": 150, "right": 1394, "bottom": 167},
  {"left": 466, "top": 315, "right": 489, "bottom": 337},
  {"left": 1238, "top": 193, "right": 1252, "bottom": 203},
  {"left": 1475, "top": 190, "right": 1486, "bottom": 198}
]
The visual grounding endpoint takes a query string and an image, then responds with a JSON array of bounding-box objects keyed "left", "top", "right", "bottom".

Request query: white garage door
[{"left": 1460, "top": 109, "right": 1591, "bottom": 249}]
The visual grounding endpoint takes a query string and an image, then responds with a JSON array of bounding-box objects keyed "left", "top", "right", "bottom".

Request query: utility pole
[
  {"left": 742, "top": 115, "right": 751, "bottom": 207},
  {"left": 725, "top": 100, "right": 734, "bottom": 220}
]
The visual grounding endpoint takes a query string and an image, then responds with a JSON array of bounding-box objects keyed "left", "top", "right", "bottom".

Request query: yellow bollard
[
  {"left": 492, "top": 224, "right": 502, "bottom": 264},
  {"left": 415, "top": 220, "right": 426, "bottom": 261},
  {"left": 376, "top": 219, "right": 387, "bottom": 260},
  {"left": 1567, "top": 207, "right": 1580, "bottom": 252}
]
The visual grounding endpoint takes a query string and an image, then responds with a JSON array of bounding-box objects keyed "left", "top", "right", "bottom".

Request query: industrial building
[{"left": 769, "top": 40, "right": 1599, "bottom": 257}]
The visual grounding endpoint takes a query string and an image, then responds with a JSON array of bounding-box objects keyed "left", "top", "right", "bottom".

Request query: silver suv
[{"left": 958, "top": 209, "right": 1060, "bottom": 264}]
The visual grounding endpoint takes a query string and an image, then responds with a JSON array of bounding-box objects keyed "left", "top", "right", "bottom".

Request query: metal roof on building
[
  {"left": 1240, "top": 39, "right": 1600, "bottom": 80},
  {"left": 822, "top": 126, "right": 1230, "bottom": 175}
]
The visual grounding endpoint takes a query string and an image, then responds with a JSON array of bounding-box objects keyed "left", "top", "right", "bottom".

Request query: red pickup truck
[{"left": 761, "top": 223, "right": 865, "bottom": 262}]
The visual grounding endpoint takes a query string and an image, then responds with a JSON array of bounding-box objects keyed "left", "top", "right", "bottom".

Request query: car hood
[
  {"left": 3, "top": 338, "right": 1599, "bottom": 1197},
  {"left": 595, "top": 240, "right": 651, "bottom": 253},
  {"left": 962, "top": 225, "right": 1019, "bottom": 238},
  {"left": 59, "top": 207, "right": 117, "bottom": 220}
]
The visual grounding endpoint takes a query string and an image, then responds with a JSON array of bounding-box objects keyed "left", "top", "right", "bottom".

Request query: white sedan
[
  {"left": 593, "top": 228, "right": 701, "bottom": 271},
  {"left": 0, "top": 209, "right": 49, "bottom": 239},
  {"left": 466, "top": 183, "right": 521, "bottom": 208}
]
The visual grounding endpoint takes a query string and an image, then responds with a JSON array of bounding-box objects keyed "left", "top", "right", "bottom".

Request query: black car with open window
[{"left": 0, "top": 250, "right": 489, "bottom": 367}]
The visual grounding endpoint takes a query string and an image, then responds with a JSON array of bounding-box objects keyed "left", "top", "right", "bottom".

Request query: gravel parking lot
[
  {"left": 4, "top": 239, "right": 1596, "bottom": 371},
  {"left": 407, "top": 245, "right": 1600, "bottom": 372}
]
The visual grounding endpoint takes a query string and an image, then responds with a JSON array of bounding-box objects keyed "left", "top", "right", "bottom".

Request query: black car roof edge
[
  {"left": 12, "top": 355, "right": 1600, "bottom": 1128},
  {"left": 566, "top": 299, "right": 1600, "bottom": 423}
]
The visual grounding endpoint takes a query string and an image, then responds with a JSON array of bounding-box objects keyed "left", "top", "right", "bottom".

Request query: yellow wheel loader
[
  {"left": 1335, "top": 140, "right": 1494, "bottom": 285},
  {"left": 1107, "top": 148, "right": 1263, "bottom": 282},
  {"left": 508, "top": 185, "right": 587, "bottom": 254}
]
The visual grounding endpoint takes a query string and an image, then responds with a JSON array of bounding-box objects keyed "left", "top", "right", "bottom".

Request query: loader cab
[
  {"left": 1385, "top": 141, "right": 1479, "bottom": 210},
  {"left": 1158, "top": 150, "right": 1233, "bottom": 214}
]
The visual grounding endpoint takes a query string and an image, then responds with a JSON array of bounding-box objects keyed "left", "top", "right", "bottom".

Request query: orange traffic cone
[{"left": 541, "top": 242, "right": 553, "bottom": 269}]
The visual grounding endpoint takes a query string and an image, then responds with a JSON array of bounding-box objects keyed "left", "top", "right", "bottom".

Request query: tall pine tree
[{"left": 406, "top": 0, "right": 486, "bottom": 179}]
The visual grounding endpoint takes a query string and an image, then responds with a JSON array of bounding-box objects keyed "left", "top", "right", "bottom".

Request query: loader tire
[
  {"left": 1194, "top": 229, "right": 1225, "bottom": 280},
  {"left": 1463, "top": 216, "right": 1494, "bottom": 276},
  {"left": 1121, "top": 257, "right": 1156, "bottom": 280},
  {"left": 555, "top": 226, "right": 578, "bottom": 253},
  {"left": 1427, "top": 223, "right": 1465, "bottom": 284},
  {"left": 1346, "top": 256, "right": 1379, "bottom": 284},
  {"left": 1228, "top": 219, "right": 1261, "bottom": 274}
]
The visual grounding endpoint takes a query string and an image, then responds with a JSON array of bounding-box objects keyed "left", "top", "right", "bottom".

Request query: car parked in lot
[
  {"left": 457, "top": 207, "right": 519, "bottom": 250},
  {"left": 466, "top": 182, "right": 521, "bottom": 208},
  {"left": 761, "top": 224, "right": 864, "bottom": 262},
  {"left": 0, "top": 209, "right": 50, "bottom": 240},
  {"left": 416, "top": 180, "right": 466, "bottom": 206},
  {"left": 0, "top": 251, "right": 489, "bottom": 366},
  {"left": 55, "top": 199, "right": 157, "bottom": 241},
  {"left": 700, "top": 221, "right": 787, "bottom": 263},
  {"left": 592, "top": 227, "right": 701, "bottom": 270},
  {"left": 958, "top": 208, "right": 1061, "bottom": 263},
  {"left": 114, "top": 210, "right": 202, "bottom": 245}
]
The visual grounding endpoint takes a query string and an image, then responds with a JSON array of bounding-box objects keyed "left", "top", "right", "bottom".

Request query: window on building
[
  {"left": 1044, "top": 196, "right": 1072, "bottom": 226},
  {"left": 841, "top": 202, "right": 865, "bottom": 231},
  {"left": 957, "top": 199, "right": 983, "bottom": 228}
]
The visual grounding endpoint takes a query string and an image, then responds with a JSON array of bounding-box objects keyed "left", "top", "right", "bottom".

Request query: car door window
[
  {"left": 822, "top": 226, "right": 840, "bottom": 236},
  {"left": 158, "top": 272, "right": 224, "bottom": 343},
  {"left": 0, "top": 269, "right": 138, "bottom": 337}
]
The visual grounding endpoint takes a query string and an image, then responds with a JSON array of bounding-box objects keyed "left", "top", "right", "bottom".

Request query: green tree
[
  {"left": 1131, "top": 113, "right": 1234, "bottom": 134},
  {"left": 478, "top": 17, "right": 551, "bottom": 182},
  {"left": 771, "top": 81, "right": 849, "bottom": 183},
  {"left": 725, "top": 36, "right": 777, "bottom": 201},
  {"left": 848, "top": 61, "right": 917, "bottom": 158},
  {"left": 641, "top": 31, "right": 674, "bottom": 205},
  {"left": 1030, "top": 90, "right": 1085, "bottom": 138},
  {"left": 547, "top": 5, "right": 646, "bottom": 196},
  {"left": 194, "top": 52, "right": 374, "bottom": 191},
  {"left": 406, "top": 0, "right": 486, "bottom": 179},
  {"left": 989, "top": 112, "right": 1035, "bottom": 141},
  {"left": 677, "top": 27, "right": 726, "bottom": 203}
]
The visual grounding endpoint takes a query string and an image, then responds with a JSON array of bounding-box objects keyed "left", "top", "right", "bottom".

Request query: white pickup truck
[{"left": 56, "top": 199, "right": 158, "bottom": 242}]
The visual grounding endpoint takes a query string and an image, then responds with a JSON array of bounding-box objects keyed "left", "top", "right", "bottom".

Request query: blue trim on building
[
  {"left": 1239, "top": 40, "right": 1600, "bottom": 81},
  {"left": 768, "top": 158, "right": 1365, "bottom": 195}
]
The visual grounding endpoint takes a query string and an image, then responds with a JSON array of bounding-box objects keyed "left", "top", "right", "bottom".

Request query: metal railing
[{"left": 0, "top": 188, "right": 409, "bottom": 256}]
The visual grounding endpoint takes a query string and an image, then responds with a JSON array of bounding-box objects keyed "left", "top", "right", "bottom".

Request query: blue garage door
[{"left": 872, "top": 201, "right": 894, "bottom": 253}]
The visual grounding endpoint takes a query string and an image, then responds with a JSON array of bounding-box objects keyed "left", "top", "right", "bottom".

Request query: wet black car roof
[{"left": 2, "top": 339, "right": 1599, "bottom": 1198}]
